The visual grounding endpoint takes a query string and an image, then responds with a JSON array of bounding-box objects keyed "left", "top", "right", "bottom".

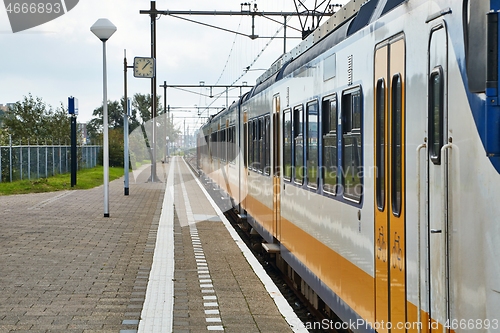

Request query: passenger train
[{"left": 197, "top": 0, "right": 500, "bottom": 331}]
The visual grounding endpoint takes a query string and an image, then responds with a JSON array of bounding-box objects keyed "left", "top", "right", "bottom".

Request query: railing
[{"left": 0, "top": 143, "right": 101, "bottom": 183}]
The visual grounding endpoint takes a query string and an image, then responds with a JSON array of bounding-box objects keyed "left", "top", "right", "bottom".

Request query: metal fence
[{"left": 0, "top": 143, "right": 101, "bottom": 183}]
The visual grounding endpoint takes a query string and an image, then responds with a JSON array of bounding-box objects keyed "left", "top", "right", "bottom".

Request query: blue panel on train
[
  {"left": 347, "top": 0, "right": 380, "bottom": 36},
  {"left": 381, "top": 0, "right": 406, "bottom": 16}
]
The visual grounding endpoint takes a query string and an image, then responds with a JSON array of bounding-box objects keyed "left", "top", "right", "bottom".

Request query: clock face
[{"left": 133, "top": 57, "right": 155, "bottom": 78}]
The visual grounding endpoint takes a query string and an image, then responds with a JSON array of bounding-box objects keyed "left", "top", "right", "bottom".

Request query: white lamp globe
[{"left": 90, "top": 18, "right": 117, "bottom": 41}]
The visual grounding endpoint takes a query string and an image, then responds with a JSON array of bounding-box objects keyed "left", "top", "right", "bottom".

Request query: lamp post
[{"left": 91, "top": 18, "right": 117, "bottom": 218}]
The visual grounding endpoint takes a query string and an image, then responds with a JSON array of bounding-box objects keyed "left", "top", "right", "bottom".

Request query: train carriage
[{"left": 198, "top": 0, "right": 500, "bottom": 332}]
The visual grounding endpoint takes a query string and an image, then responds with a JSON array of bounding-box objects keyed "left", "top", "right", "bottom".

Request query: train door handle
[{"left": 431, "top": 229, "right": 442, "bottom": 234}]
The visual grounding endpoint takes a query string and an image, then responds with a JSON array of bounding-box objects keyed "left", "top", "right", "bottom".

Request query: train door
[
  {"left": 427, "top": 23, "right": 449, "bottom": 332},
  {"left": 374, "top": 35, "right": 406, "bottom": 333},
  {"left": 273, "top": 94, "right": 281, "bottom": 240}
]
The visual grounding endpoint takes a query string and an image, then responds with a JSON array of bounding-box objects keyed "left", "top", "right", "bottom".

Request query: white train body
[{"left": 198, "top": 0, "right": 500, "bottom": 331}]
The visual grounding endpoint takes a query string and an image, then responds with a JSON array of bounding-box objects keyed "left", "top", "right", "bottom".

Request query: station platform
[
  {"left": 0, "top": 156, "right": 307, "bottom": 333},
  {"left": 138, "top": 157, "right": 305, "bottom": 332}
]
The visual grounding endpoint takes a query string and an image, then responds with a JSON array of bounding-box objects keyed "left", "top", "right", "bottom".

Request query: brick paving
[
  {"left": 0, "top": 158, "right": 303, "bottom": 333},
  {"left": 0, "top": 164, "right": 168, "bottom": 333}
]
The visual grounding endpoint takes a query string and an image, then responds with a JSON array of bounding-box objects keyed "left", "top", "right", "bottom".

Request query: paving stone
[
  {"left": 0, "top": 163, "right": 167, "bottom": 333},
  {"left": 1, "top": 159, "right": 299, "bottom": 333}
]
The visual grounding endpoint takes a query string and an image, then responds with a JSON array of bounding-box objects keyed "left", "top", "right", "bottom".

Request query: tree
[
  {"left": 86, "top": 100, "right": 125, "bottom": 143},
  {"left": 88, "top": 93, "right": 181, "bottom": 167},
  {"left": 0, "top": 94, "right": 70, "bottom": 144},
  {"left": 97, "top": 128, "right": 124, "bottom": 167},
  {"left": 48, "top": 103, "right": 73, "bottom": 144},
  {"left": 90, "top": 100, "right": 124, "bottom": 129}
]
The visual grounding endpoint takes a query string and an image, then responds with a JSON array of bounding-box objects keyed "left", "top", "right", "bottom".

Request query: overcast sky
[{"left": 0, "top": 0, "right": 346, "bottom": 132}]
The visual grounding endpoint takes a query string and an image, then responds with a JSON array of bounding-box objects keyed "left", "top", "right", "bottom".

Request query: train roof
[
  {"left": 200, "top": 0, "right": 406, "bottom": 130},
  {"left": 250, "top": 0, "right": 406, "bottom": 95},
  {"left": 200, "top": 94, "right": 247, "bottom": 130}
]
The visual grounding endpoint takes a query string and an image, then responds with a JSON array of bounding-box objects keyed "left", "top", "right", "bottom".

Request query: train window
[
  {"left": 464, "top": 0, "right": 488, "bottom": 93},
  {"left": 376, "top": 79, "right": 386, "bottom": 210},
  {"left": 322, "top": 96, "right": 337, "bottom": 194},
  {"left": 342, "top": 88, "right": 363, "bottom": 201},
  {"left": 227, "top": 128, "right": 230, "bottom": 161},
  {"left": 258, "top": 119, "right": 262, "bottom": 171},
  {"left": 227, "top": 126, "right": 232, "bottom": 163},
  {"left": 249, "top": 121, "right": 254, "bottom": 168},
  {"left": 307, "top": 101, "right": 318, "bottom": 189},
  {"left": 225, "top": 129, "right": 228, "bottom": 161},
  {"left": 208, "top": 133, "right": 212, "bottom": 158},
  {"left": 205, "top": 135, "right": 209, "bottom": 158},
  {"left": 232, "top": 126, "right": 236, "bottom": 164},
  {"left": 227, "top": 126, "right": 234, "bottom": 163},
  {"left": 215, "top": 131, "right": 219, "bottom": 159},
  {"left": 218, "top": 130, "right": 222, "bottom": 159},
  {"left": 211, "top": 132, "right": 217, "bottom": 159},
  {"left": 429, "top": 67, "right": 444, "bottom": 165},
  {"left": 294, "top": 106, "right": 304, "bottom": 185},
  {"left": 222, "top": 129, "right": 227, "bottom": 162},
  {"left": 252, "top": 119, "right": 261, "bottom": 171},
  {"left": 215, "top": 131, "right": 218, "bottom": 159},
  {"left": 244, "top": 121, "right": 248, "bottom": 168},
  {"left": 264, "top": 115, "right": 271, "bottom": 175},
  {"left": 283, "top": 110, "right": 292, "bottom": 181},
  {"left": 259, "top": 118, "right": 266, "bottom": 171},
  {"left": 228, "top": 127, "right": 232, "bottom": 162},
  {"left": 231, "top": 126, "right": 238, "bottom": 163},
  {"left": 259, "top": 119, "right": 262, "bottom": 169},
  {"left": 253, "top": 120, "right": 258, "bottom": 169},
  {"left": 392, "top": 74, "right": 403, "bottom": 216}
]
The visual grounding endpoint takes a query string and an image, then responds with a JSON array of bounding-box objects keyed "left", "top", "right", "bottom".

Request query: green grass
[{"left": 0, "top": 166, "right": 124, "bottom": 196}]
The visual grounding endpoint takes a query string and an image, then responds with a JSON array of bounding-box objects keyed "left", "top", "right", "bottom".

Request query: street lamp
[{"left": 91, "top": 18, "right": 117, "bottom": 218}]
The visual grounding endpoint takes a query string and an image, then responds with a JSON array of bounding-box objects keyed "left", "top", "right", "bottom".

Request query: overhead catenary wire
[
  {"left": 162, "top": 1, "right": 308, "bottom": 130},
  {"left": 215, "top": 16, "right": 244, "bottom": 86},
  {"left": 229, "top": 15, "right": 292, "bottom": 86}
]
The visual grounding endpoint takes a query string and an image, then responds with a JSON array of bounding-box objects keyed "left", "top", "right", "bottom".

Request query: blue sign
[{"left": 68, "top": 97, "right": 79, "bottom": 115}]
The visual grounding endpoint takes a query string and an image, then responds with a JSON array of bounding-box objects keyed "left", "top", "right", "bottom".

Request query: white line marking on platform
[
  {"left": 203, "top": 295, "right": 217, "bottom": 300},
  {"left": 204, "top": 302, "right": 219, "bottom": 307},
  {"left": 206, "top": 317, "right": 222, "bottom": 323},
  {"left": 201, "top": 289, "right": 215, "bottom": 293},
  {"left": 138, "top": 161, "right": 176, "bottom": 333},
  {"left": 177, "top": 159, "right": 224, "bottom": 331},
  {"left": 183, "top": 158, "right": 308, "bottom": 333},
  {"left": 200, "top": 284, "right": 214, "bottom": 288},
  {"left": 28, "top": 191, "right": 74, "bottom": 210}
]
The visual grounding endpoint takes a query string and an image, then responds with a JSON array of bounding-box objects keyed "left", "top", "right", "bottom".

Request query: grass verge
[{"left": 0, "top": 166, "right": 124, "bottom": 196}]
